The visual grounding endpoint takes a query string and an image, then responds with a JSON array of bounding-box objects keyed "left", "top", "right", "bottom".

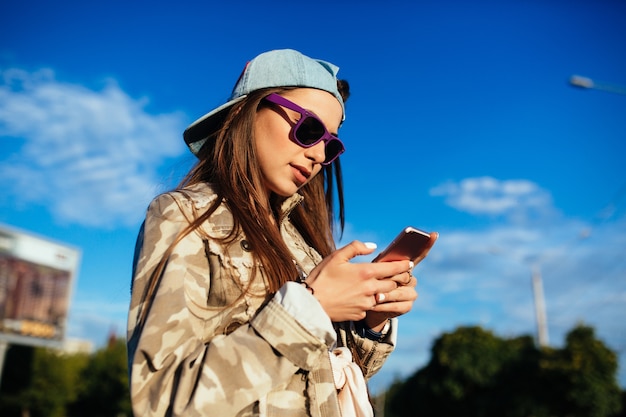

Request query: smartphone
[{"left": 372, "top": 226, "right": 432, "bottom": 263}]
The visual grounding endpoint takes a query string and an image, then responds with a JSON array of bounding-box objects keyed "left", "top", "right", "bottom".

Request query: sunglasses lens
[
  {"left": 296, "top": 117, "right": 326, "bottom": 145},
  {"left": 324, "top": 139, "right": 343, "bottom": 163}
]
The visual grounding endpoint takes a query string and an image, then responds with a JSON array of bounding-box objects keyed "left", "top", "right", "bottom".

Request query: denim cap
[{"left": 183, "top": 49, "right": 344, "bottom": 156}]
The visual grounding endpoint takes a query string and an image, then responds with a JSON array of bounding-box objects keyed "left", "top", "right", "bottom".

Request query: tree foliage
[
  {"left": 25, "top": 348, "right": 89, "bottom": 417},
  {"left": 384, "top": 324, "right": 623, "bottom": 417},
  {"left": 68, "top": 338, "right": 131, "bottom": 417},
  {"left": 0, "top": 337, "right": 130, "bottom": 417}
]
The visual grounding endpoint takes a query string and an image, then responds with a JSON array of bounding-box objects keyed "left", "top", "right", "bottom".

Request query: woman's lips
[{"left": 291, "top": 164, "right": 311, "bottom": 186}]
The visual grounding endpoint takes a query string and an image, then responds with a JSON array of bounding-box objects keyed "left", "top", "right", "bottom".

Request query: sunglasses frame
[{"left": 263, "top": 93, "right": 345, "bottom": 165}]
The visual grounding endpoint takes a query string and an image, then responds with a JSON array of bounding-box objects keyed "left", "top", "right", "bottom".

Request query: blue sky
[{"left": 1, "top": 0, "right": 625, "bottom": 393}]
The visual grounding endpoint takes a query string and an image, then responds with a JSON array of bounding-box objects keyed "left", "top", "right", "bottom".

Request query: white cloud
[
  {"left": 430, "top": 176, "right": 557, "bottom": 223},
  {"left": 0, "top": 68, "right": 188, "bottom": 227}
]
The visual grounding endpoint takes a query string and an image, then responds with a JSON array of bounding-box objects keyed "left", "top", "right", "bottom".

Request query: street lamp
[
  {"left": 489, "top": 229, "right": 591, "bottom": 348},
  {"left": 569, "top": 75, "right": 626, "bottom": 96},
  {"left": 530, "top": 264, "right": 549, "bottom": 347},
  {"left": 526, "top": 229, "right": 592, "bottom": 348},
  {"left": 488, "top": 248, "right": 549, "bottom": 347}
]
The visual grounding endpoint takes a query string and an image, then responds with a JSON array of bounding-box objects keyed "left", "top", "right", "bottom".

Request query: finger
[
  {"left": 370, "top": 296, "right": 416, "bottom": 314},
  {"left": 400, "top": 270, "right": 414, "bottom": 287},
  {"left": 369, "top": 280, "right": 407, "bottom": 312},
  {"left": 375, "top": 285, "right": 418, "bottom": 305},
  {"left": 371, "top": 289, "right": 419, "bottom": 312},
  {"left": 371, "top": 278, "right": 400, "bottom": 295},
  {"left": 403, "top": 271, "right": 412, "bottom": 285},
  {"left": 404, "top": 269, "right": 416, "bottom": 285},
  {"left": 336, "top": 240, "right": 378, "bottom": 261},
  {"left": 370, "top": 301, "right": 414, "bottom": 316},
  {"left": 386, "top": 263, "right": 416, "bottom": 286},
  {"left": 368, "top": 259, "right": 415, "bottom": 281}
]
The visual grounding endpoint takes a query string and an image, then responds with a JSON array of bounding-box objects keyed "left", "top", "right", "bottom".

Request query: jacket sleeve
[
  {"left": 335, "top": 319, "right": 397, "bottom": 380},
  {"left": 127, "top": 194, "right": 335, "bottom": 417}
]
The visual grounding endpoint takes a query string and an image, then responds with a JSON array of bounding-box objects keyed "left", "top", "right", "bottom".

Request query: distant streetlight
[
  {"left": 529, "top": 229, "right": 593, "bottom": 348},
  {"left": 569, "top": 75, "right": 626, "bottom": 96},
  {"left": 530, "top": 265, "right": 549, "bottom": 347},
  {"left": 488, "top": 248, "right": 550, "bottom": 347},
  {"left": 489, "top": 229, "right": 591, "bottom": 348}
]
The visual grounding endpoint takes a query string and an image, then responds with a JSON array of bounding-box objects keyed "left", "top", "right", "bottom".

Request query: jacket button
[{"left": 240, "top": 240, "right": 251, "bottom": 251}]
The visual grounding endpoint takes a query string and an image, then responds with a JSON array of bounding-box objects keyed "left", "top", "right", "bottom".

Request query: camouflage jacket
[{"left": 127, "top": 182, "right": 396, "bottom": 416}]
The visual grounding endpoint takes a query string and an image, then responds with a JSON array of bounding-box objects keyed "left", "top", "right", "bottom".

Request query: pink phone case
[{"left": 372, "top": 226, "right": 431, "bottom": 262}]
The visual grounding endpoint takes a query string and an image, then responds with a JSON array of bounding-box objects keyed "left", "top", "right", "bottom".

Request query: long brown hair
[
  {"left": 131, "top": 82, "right": 349, "bottom": 338},
  {"left": 176, "top": 83, "right": 348, "bottom": 292}
]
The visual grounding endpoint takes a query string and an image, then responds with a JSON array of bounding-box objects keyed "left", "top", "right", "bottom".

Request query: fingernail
[
  {"left": 377, "top": 293, "right": 386, "bottom": 302},
  {"left": 409, "top": 261, "right": 415, "bottom": 269},
  {"left": 364, "top": 242, "right": 377, "bottom": 249}
]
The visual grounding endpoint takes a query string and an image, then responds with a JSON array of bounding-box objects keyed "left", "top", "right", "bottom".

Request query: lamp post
[
  {"left": 569, "top": 75, "right": 626, "bottom": 96},
  {"left": 531, "top": 265, "right": 549, "bottom": 347},
  {"left": 488, "top": 248, "right": 549, "bottom": 348},
  {"left": 490, "top": 229, "right": 592, "bottom": 348}
]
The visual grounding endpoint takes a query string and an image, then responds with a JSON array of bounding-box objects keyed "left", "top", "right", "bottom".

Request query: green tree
[
  {"left": 25, "top": 348, "right": 89, "bottom": 417},
  {"left": 0, "top": 344, "right": 89, "bottom": 417},
  {"left": 0, "top": 344, "right": 35, "bottom": 416},
  {"left": 386, "top": 326, "right": 540, "bottom": 417},
  {"left": 384, "top": 324, "right": 622, "bottom": 417},
  {"left": 541, "top": 325, "right": 622, "bottom": 417},
  {"left": 68, "top": 337, "right": 131, "bottom": 417},
  {"left": 0, "top": 337, "right": 131, "bottom": 417}
]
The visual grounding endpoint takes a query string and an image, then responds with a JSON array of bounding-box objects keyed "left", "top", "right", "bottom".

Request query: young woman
[{"left": 127, "top": 49, "right": 436, "bottom": 417}]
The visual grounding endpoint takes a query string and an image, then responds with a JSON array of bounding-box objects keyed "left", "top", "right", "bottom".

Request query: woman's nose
[{"left": 304, "top": 140, "right": 326, "bottom": 164}]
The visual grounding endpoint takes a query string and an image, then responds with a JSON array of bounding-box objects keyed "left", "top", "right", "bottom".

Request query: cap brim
[{"left": 183, "top": 95, "right": 247, "bottom": 155}]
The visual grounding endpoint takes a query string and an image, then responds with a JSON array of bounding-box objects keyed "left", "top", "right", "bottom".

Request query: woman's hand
[
  {"left": 365, "top": 232, "right": 438, "bottom": 331},
  {"left": 364, "top": 276, "right": 417, "bottom": 331},
  {"left": 305, "top": 241, "right": 414, "bottom": 322}
]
